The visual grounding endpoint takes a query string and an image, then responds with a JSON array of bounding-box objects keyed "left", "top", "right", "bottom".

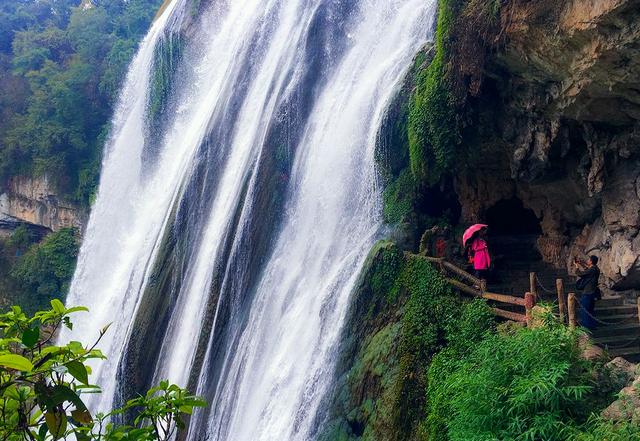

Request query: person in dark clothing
[{"left": 574, "top": 255, "right": 601, "bottom": 331}]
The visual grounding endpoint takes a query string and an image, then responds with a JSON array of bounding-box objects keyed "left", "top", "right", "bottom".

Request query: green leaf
[
  {"left": 51, "top": 299, "right": 65, "bottom": 314},
  {"left": 66, "top": 360, "right": 89, "bottom": 385},
  {"left": 0, "top": 354, "right": 34, "bottom": 371},
  {"left": 45, "top": 411, "right": 67, "bottom": 440},
  {"left": 71, "top": 408, "right": 93, "bottom": 425},
  {"left": 38, "top": 422, "right": 48, "bottom": 440},
  {"left": 4, "top": 385, "right": 20, "bottom": 401},
  {"left": 64, "top": 306, "right": 89, "bottom": 314},
  {"left": 22, "top": 326, "right": 40, "bottom": 348}
]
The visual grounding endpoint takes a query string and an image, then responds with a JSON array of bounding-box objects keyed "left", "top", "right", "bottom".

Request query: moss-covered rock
[
  {"left": 319, "top": 241, "right": 469, "bottom": 440},
  {"left": 407, "top": 0, "right": 461, "bottom": 184}
]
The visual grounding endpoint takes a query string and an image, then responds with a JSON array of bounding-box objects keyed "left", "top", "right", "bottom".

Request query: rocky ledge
[
  {"left": 445, "top": 0, "right": 640, "bottom": 291},
  {"left": 0, "top": 176, "right": 86, "bottom": 234}
]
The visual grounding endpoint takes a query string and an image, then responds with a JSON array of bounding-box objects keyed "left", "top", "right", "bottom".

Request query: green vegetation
[
  {"left": 327, "top": 241, "right": 640, "bottom": 441},
  {"left": 0, "top": 0, "right": 164, "bottom": 204},
  {"left": 382, "top": 169, "right": 417, "bottom": 224},
  {"left": 0, "top": 300, "right": 205, "bottom": 439},
  {"left": 322, "top": 242, "right": 481, "bottom": 440},
  {"left": 425, "top": 315, "right": 640, "bottom": 440},
  {"left": 407, "top": 0, "right": 460, "bottom": 184},
  {"left": 1, "top": 227, "right": 79, "bottom": 313}
]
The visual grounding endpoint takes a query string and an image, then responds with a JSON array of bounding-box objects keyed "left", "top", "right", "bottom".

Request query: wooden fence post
[
  {"left": 525, "top": 292, "right": 536, "bottom": 327},
  {"left": 568, "top": 293, "right": 577, "bottom": 328},
  {"left": 529, "top": 272, "right": 537, "bottom": 303},
  {"left": 556, "top": 279, "right": 566, "bottom": 323}
]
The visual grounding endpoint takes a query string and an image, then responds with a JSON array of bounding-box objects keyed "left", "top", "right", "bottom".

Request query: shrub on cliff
[
  {"left": 425, "top": 316, "right": 640, "bottom": 440},
  {"left": 0, "top": 300, "right": 205, "bottom": 440},
  {"left": 10, "top": 227, "right": 79, "bottom": 312},
  {"left": 0, "top": 0, "right": 164, "bottom": 204}
]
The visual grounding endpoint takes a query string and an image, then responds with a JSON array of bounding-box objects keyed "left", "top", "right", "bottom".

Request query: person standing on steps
[
  {"left": 574, "top": 255, "right": 601, "bottom": 331},
  {"left": 470, "top": 227, "right": 491, "bottom": 283}
]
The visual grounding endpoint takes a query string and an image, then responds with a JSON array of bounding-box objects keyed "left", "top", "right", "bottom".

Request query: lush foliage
[
  {"left": 327, "top": 242, "right": 640, "bottom": 441},
  {"left": 425, "top": 315, "right": 640, "bottom": 441},
  {"left": 0, "top": 300, "right": 205, "bottom": 440},
  {"left": 0, "top": 0, "right": 164, "bottom": 204},
  {"left": 0, "top": 227, "right": 79, "bottom": 313},
  {"left": 407, "top": 0, "right": 460, "bottom": 183},
  {"left": 11, "top": 228, "right": 79, "bottom": 300}
]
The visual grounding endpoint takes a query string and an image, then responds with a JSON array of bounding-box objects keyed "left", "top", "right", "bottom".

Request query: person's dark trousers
[{"left": 579, "top": 293, "right": 597, "bottom": 331}]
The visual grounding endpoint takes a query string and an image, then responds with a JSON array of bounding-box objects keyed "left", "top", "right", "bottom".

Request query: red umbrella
[{"left": 462, "top": 224, "right": 488, "bottom": 246}]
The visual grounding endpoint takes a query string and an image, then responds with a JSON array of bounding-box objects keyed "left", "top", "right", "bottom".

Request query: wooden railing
[{"left": 424, "top": 256, "right": 535, "bottom": 325}]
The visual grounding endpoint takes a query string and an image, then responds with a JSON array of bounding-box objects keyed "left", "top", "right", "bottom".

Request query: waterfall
[{"left": 62, "top": 0, "right": 437, "bottom": 439}]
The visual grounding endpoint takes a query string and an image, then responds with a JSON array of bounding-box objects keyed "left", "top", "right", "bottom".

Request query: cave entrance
[
  {"left": 484, "top": 197, "right": 543, "bottom": 266},
  {"left": 485, "top": 198, "right": 542, "bottom": 237}
]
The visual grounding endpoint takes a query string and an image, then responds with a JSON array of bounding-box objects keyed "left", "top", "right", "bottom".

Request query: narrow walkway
[{"left": 454, "top": 233, "right": 640, "bottom": 361}]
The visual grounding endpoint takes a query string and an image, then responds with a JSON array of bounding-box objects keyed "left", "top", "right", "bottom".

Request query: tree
[{"left": 0, "top": 300, "right": 205, "bottom": 440}]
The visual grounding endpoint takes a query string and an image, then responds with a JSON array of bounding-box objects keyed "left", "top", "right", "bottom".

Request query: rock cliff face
[
  {"left": 0, "top": 176, "right": 86, "bottom": 233},
  {"left": 451, "top": 0, "right": 640, "bottom": 291}
]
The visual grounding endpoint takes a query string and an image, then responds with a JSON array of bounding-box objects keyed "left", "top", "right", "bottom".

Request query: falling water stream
[{"left": 62, "top": 0, "right": 437, "bottom": 439}]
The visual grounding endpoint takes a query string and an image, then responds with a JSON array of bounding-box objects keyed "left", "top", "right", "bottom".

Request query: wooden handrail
[
  {"left": 556, "top": 279, "right": 566, "bottom": 324},
  {"left": 423, "top": 256, "right": 483, "bottom": 287},
  {"left": 529, "top": 272, "right": 537, "bottom": 303},
  {"left": 483, "top": 292, "right": 526, "bottom": 307},
  {"left": 568, "top": 293, "right": 577, "bottom": 328},
  {"left": 429, "top": 256, "right": 534, "bottom": 326},
  {"left": 447, "top": 278, "right": 480, "bottom": 297},
  {"left": 492, "top": 308, "right": 527, "bottom": 323}
]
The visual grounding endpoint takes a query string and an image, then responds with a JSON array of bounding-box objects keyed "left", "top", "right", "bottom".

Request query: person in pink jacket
[{"left": 470, "top": 228, "right": 491, "bottom": 281}]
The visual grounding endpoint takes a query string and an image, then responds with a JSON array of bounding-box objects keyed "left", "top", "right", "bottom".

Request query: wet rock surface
[{"left": 451, "top": 0, "right": 640, "bottom": 292}]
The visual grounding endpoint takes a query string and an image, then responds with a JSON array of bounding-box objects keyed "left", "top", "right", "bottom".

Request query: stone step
[
  {"left": 595, "top": 296, "right": 626, "bottom": 307},
  {"left": 592, "top": 322, "right": 640, "bottom": 338},
  {"left": 592, "top": 334, "right": 639, "bottom": 345},
  {"left": 595, "top": 305, "right": 638, "bottom": 316},
  {"left": 607, "top": 345, "right": 640, "bottom": 359},
  {"left": 592, "top": 313, "right": 638, "bottom": 324}
]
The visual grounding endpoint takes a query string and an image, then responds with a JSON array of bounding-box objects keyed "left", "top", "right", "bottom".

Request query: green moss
[
  {"left": 366, "top": 241, "right": 403, "bottom": 303},
  {"left": 382, "top": 169, "right": 417, "bottom": 224},
  {"left": 407, "top": 0, "right": 460, "bottom": 183}
]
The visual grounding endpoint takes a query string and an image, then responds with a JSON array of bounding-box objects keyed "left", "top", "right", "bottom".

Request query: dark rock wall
[{"left": 449, "top": 0, "right": 640, "bottom": 291}]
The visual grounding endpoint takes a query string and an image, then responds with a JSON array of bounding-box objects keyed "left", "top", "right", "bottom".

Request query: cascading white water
[{"left": 63, "top": 0, "right": 436, "bottom": 439}]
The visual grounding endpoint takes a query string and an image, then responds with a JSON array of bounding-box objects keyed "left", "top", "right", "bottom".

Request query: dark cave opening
[{"left": 484, "top": 198, "right": 542, "bottom": 237}]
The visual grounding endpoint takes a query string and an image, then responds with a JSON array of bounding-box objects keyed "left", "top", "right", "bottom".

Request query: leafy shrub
[
  {"left": 427, "top": 320, "right": 599, "bottom": 440},
  {"left": 0, "top": 300, "right": 205, "bottom": 440},
  {"left": 569, "top": 417, "right": 640, "bottom": 441},
  {"left": 10, "top": 228, "right": 79, "bottom": 311},
  {"left": 423, "top": 299, "right": 494, "bottom": 440}
]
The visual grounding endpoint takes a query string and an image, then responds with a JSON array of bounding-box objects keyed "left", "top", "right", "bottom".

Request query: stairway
[
  {"left": 483, "top": 234, "right": 640, "bottom": 361},
  {"left": 592, "top": 296, "right": 640, "bottom": 361},
  {"left": 485, "top": 234, "right": 572, "bottom": 300}
]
